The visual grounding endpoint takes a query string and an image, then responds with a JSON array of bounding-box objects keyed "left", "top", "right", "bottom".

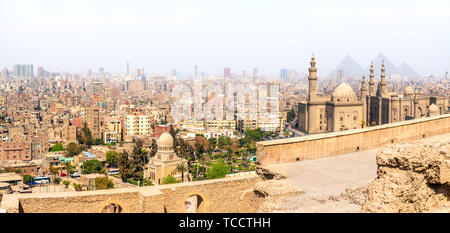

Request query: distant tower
[
  {"left": 369, "top": 61, "right": 375, "bottom": 96},
  {"left": 253, "top": 67, "right": 258, "bottom": 80},
  {"left": 242, "top": 70, "right": 246, "bottom": 79},
  {"left": 194, "top": 65, "right": 198, "bottom": 77},
  {"left": 446, "top": 71, "right": 448, "bottom": 79},
  {"left": 308, "top": 54, "right": 318, "bottom": 101},
  {"left": 361, "top": 75, "right": 367, "bottom": 127},
  {"left": 224, "top": 68, "right": 231, "bottom": 78},
  {"left": 127, "top": 62, "right": 129, "bottom": 76},
  {"left": 280, "top": 69, "right": 288, "bottom": 79}
]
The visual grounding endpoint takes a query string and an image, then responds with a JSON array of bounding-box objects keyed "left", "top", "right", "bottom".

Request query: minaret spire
[
  {"left": 380, "top": 62, "right": 387, "bottom": 88},
  {"left": 369, "top": 61, "right": 375, "bottom": 96},
  {"left": 308, "top": 54, "right": 318, "bottom": 101}
]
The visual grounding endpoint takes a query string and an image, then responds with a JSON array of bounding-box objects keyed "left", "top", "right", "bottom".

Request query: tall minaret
[
  {"left": 369, "top": 61, "right": 375, "bottom": 96},
  {"left": 361, "top": 75, "right": 367, "bottom": 98},
  {"left": 361, "top": 75, "right": 367, "bottom": 127},
  {"left": 308, "top": 54, "right": 318, "bottom": 101},
  {"left": 380, "top": 61, "right": 387, "bottom": 96}
]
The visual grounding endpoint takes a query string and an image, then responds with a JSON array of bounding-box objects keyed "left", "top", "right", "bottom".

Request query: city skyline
[{"left": 1, "top": 0, "right": 449, "bottom": 76}]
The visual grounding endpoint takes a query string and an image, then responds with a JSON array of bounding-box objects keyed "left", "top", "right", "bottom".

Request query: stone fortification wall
[
  {"left": 257, "top": 114, "right": 450, "bottom": 165},
  {"left": 1, "top": 174, "right": 261, "bottom": 213}
]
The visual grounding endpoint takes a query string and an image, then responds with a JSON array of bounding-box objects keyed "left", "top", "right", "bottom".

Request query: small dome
[
  {"left": 404, "top": 86, "right": 414, "bottom": 95},
  {"left": 429, "top": 104, "right": 439, "bottom": 113},
  {"left": 158, "top": 132, "right": 173, "bottom": 147},
  {"left": 332, "top": 82, "right": 356, "bottom": 99}
]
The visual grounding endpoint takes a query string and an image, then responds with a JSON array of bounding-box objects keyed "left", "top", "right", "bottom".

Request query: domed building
[
  {"left": 297, "top": 55, "right": 449, "bottom": 134},
  {"left": 298, "top": 55, "right": 364, "bottom": 133},
  {"left": 144, "top": 132, "right": 188, "bottom": 184}
]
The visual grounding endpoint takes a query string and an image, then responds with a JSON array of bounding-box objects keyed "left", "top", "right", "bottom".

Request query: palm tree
[
  {"left": 241, "top": 149, "right": 250, "bottom": 169},
  {"left": 48, "top": 164, "right": 59, "bottom": 177},
  {"left": 175, "top": 162, "right": 188, "bottom": 183},
  {"left": 227, "top": 147, "right": 234, "bottom": 173}
]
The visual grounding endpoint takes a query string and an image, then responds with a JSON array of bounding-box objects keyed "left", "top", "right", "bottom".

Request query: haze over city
[{"left": 1, "top": 0, "right": 449, "bottom": 76}]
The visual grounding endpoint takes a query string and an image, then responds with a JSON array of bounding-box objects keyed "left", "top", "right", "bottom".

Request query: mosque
[
  {"left": 298, "top": 55, "right": 449, "bottom": 134},
  {"left": 144, "top": 132, "right": 188, "bottom": 184}
]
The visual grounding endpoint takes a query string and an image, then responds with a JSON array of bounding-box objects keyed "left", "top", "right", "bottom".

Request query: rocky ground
[
  {"left": 258, "top": 133, "right": 450, "bottom": 213},
  {"left": 363, "top": 134, "right": 450, "bottom": 213}
]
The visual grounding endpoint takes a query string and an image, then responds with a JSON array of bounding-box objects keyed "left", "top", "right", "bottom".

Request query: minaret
[
  {"left": 361, "top": 75, "right": 367, "bottom": 98},
  {"left": 308, "top": 54, "right": 318, "bottom": 101},
  {"left": 369, "top": 61, "right": 375, "bottom": 96},
  {"left": 413, "top": 91, "right": 419, "bottom": 118},
  {"left": 380, "top": 61, "right": 387, "bottom": 96},
  {"left": 361, "top": 75, "right": 367, "bottom": 127}
]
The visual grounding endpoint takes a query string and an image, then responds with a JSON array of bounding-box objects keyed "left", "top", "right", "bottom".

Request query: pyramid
[
  {"left": 369, "top": 53, "right": 401, "bottom": 77},
  {"left": 398, "top": 63, "right": 420, "bottom": 77},
  {"left": 327, "top": 55, "right": 365, "bottom": 78}
]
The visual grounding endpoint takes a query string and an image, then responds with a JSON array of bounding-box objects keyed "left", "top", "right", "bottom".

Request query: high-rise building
[
  {"left": 280, "top": 68, "right": 288, "bottom": 79},
  {"left": 13, "top": 64, "right": 33, "bottom": 78},
  {"left": 194, "top": 65, "right": 198, "bottom": 77},
  {"left": 224, "top": 68, "right": 231, "bottom": 78},
  {"left": 86, "top": 106, "right": 101, "bottom": 139},
  {"left": 253, "top": 67, "right": 258, "bottom": 80},
  {"left": 288, "top": 69, "right": 297, "bottom": 80},
  {"left": 127, "top": 62, "right": 129, "bottom": 76}
]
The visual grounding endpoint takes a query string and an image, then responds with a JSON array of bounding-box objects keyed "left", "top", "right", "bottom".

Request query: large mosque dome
[
  {"left": 404, "top": 86, "right": 414, "bottom": 96},
  {"left": 332, "top": 82, "right": 357, "bottom": 102}
]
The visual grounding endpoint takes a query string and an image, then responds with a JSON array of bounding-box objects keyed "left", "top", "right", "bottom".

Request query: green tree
[
  {"left": 94, "top": 177, "right": 114, "bottom": 190},
  {"left": 66, "top": 142, "right": 82, "bottom": 157},
  {"left": 129, "top": 140, "right": 148, "bottom": 182},
  {"left": 208, "top": 138, "right": 217, "bottom": 151},
  {"left": 23, "top": 175, "right": 35, "bottom": 185},
  {"left": 48, "top": 165, "right": 59, "bottom": 177},
  {"left": 161, "top": 175, "right": 178, "bottom": 184},
  {"left": 72, "top": 183, "right": 82, "bottom": 191},
  {"left": 50, "top": 143, "right": 64, "bottom": 152},
  {"left": 175, "top": 162, "right": 188, "bottom": 182},
  {"left": 205, "top": 162, "right": 230, "bottom": 179},
  {"left": 81, "top": 160, "right": 105, "bottom": 174},
  {"left": 218, "top": 136, "right": 232, "bottom": 150},
  {"left": 105, "top": 150, "right": 119, "bottom": 167},
  {"left": 118, "top": 151, "right": 131, "bottom": 181},
  {"left": 287, "top": 108, "right": 296, "bottom": 122},
  {"left": 149, "top": 139, "right": 158, "bottom": 157},
  {"left": 64, "top": 161, "right": 76, "bottom": 177},
  {"left": 241, "top": 149, "right": 250, "bottom": 169},
  {"left": 62, "top": 180, "right": 70, "bottom": 188},
  {"left": 78, "top": 122, "right": 93, "bottom": 148},
  {"left": 94, "top": 138, "right": 104, "bottom": 145}
]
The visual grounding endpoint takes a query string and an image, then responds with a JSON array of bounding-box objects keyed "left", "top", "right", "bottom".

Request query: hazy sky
[{"left": 1, "top": 0, "right": 449, "bottom": 77}]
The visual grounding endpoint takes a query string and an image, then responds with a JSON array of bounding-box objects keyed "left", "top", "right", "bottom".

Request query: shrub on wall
[
  {"left": 161, "top": 175, "right": 178, "bottom": 184},
  {"left": 94, "top": 177, "right": 114, "bottom": 190}
]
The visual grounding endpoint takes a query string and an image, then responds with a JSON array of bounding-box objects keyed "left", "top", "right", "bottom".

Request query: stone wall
[
  {"left": 1, "top": 174, "right": 261, "bottom": 213},
  {"left": 257, "top": 114, "right": 450, "bottom": 165},
  {"left": 159, "top": 175, "right": 261, "bottom": 213}
]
